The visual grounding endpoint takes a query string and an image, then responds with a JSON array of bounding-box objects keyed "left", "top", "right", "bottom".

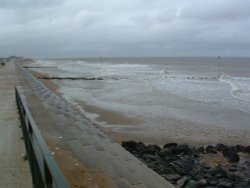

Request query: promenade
[{"left": 0, "top": 61, "right": 32, "bottom": 187}]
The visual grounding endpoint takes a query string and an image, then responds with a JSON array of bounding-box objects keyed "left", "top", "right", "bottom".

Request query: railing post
[{"left": 44, "top": 161, "right": 53, "bottom": 187}]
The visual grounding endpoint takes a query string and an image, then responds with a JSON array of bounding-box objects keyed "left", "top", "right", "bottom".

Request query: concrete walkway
[
  {"left": 17, "top": 62, "right": 175, "bottom": 188},
  {"left": 0, "top": 62, "right": 32, "bottom": 187}
]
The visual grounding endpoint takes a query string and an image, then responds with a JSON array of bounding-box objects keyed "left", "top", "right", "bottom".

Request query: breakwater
[{"left": 122, "top": 141, "right": 250, "bottom": 188}]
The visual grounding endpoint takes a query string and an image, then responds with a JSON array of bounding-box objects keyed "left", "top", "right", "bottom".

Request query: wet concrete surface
[{"left": 0, "top": 62, "right": 32, "bottom": 188}]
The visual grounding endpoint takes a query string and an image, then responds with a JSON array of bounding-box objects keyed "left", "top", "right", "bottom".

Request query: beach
[{"left": 28, "top": 57, "right": 250, "bottom": 146}]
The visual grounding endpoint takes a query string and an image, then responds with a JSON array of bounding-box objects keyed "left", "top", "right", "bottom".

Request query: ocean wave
[
  {"left": 57, "top": 61, "right": 156, "bottom": 78},
  {"left": 220, "top": 74, "right": 250, "bottom": 102},
  {"left": 35, "top": 59, "right": 57, "bottom": 67},
  {"left": 159, "top": 69, "right": 168, "bottom": 74}
]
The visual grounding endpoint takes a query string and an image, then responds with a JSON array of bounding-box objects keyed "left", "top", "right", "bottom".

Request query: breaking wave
[{"left": 220, "top": 74, "right": 250, "bottom": 102}]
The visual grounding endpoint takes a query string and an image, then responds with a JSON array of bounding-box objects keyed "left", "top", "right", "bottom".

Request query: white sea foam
[
  {"left": 35, "top": 59, "right": 57, "bottom": 67},
  {"left": 57, "top": 61, "right": 157, "bottom": 79},
  {"left": 151, "top": 77, "right": 221, "bottom": 104},
  {"left": 159, "top": 69, "right": 168, "bottom": 74},
  {"left": 220, "top": 74, "right": 250, "bottom": 102}
]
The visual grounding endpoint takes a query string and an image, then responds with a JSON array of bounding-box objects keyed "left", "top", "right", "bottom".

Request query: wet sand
[
  {"left": 76, "top": 100, "right": 141, "bottom": 126},
  {"left": 96, "top": 113, "right": 250, "bottom": 147}
]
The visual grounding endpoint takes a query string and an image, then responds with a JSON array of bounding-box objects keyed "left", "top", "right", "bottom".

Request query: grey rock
[
  {"left": 147, "top": 144, "right": 161, "bottom": 152},
  {"left": 172, "top": 159, "right": 193, "bottom": 172},
  {"left": 135, "top": 142, "right": 146, "bottom": 152},
  {"left": 198, "top": 178, "right": 207, "bottom": 186},
  {"left": 234, "top": 182, "right": 250, "bottom": 188},
  {"left": 218, "top": 181, "right": 233, "bottom": 187},
  {"left": 158, "top": 167, "right": 175, "bottom": 174},
  {"left": 164, "top": 143, "right": 177, "bottom": 149},
  {"left": 164, "top": 174, "right": 181, "bottom": 181},
  {"left": 222, "top": 147, "right": 239, "bottom": 162},
  {"left": 178, "top": 144, "right": 194, "bottom": 155},
  {"left": 196, "top": 147, "right": 204, "bottom": 153},
  {"left": 176, "top": 176, "right": 189, "bottom": 187},
  {"left": 215, "top": 143, "right": 226, "bottom": 151},
  {"left": 245, "top": 146, "right": 250, "bottom": 153},
  {"left": 228, "top": 166, "right": 238, "bottom": 172},
  {"left": 142, "top": 154, "right": 160, "bottom": 161},
  {"left": 236, "top": 145, "right": 246, "bottom": 152},
  {"left": 172, "top": 165, "right": 186, "bottom": 175},
  {"left": 206, "top": 145, "right": 218, "bottom": 154},
  {"left": 139, "top": 148, "right": 156, "bottom": 155},
  {"left": 208, "top": 167, "right": 227, "bottom": 178},
  {"left": 185, "top": 180, "right": 198, "bottom": 188},
  {"left": 121, "top": 141, "right": 137, "bottom": 152},
  {"left": 207, "top": 179, "right": 218, "bottom": 186}
]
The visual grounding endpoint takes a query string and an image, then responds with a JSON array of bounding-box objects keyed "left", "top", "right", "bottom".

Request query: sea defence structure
[{"left": 1, "top": 57, "right": 174, "bottom": 188}]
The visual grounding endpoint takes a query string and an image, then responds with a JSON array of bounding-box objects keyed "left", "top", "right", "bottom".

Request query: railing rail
[{"left": 15, "top": 86, "right": 69, "bottom": 188}]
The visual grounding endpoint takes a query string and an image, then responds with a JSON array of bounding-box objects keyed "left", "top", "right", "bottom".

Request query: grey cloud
[
  {"left": 0, "top": 0, "right": 250, "bottom": 57},
  {"left": 180, "top": 1, "right": 250, "bottom": 21},
  {"left": 0, "top": 0, "right": 64, "bottom": 9}
]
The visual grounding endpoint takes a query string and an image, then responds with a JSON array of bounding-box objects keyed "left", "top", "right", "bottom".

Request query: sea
[{"left": 31, "top": 57, "right": 250, "bottom": 145}]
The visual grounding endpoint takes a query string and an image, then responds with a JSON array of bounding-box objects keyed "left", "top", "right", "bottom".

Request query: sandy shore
[{"left": 28, "top": 68, "right": 250, "bottom": 147}]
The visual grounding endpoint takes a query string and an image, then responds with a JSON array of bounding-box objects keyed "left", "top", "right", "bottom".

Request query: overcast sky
[{"left": 1, "top": 0, "right": 250, "bottom": 58}]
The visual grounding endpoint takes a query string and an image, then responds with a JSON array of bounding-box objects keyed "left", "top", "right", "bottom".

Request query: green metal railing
[{"left": 15, "top": 87, "right": 69, "bottom": 188}]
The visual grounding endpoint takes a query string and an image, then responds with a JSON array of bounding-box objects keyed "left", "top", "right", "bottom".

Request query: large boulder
[
  {"left": 236, "top": 145, "right": 246, "bottom": 153},
  {"left": 163, "top": 143, "right": 177, "bottom": 149},
  {"left": 147, "top": 144, "right": 161, "bottom": 153},
  {"left": 222, "top": 147, "right": 239, "bottom": 163},
  {"left": 121, "top": 140, "right": 137, "bottom": 153},
  {"left": 208, "top": 167, "right": 228, "bottom": 178},
  {"left": 196, "top": 146, "right": 205, "bottom": 153},
  {"left": 206, "top": 145, "right": 217, "bottom": 154},
  {"left": 245, "top": 146, "right": 250, "bottom": 153},
  {"left": 135, "top": 142, "right": 146, "bottom": 152},
  {"left": 215, "top": 143, "right": 226, "bottom": 151},
  {"left": 121, "top": 141, "right": 147, "bottom": 154}
]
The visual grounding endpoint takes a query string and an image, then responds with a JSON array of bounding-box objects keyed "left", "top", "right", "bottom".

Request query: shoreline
[{"left": 28, "top": 68, "right": 250, "bottom": 147}]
